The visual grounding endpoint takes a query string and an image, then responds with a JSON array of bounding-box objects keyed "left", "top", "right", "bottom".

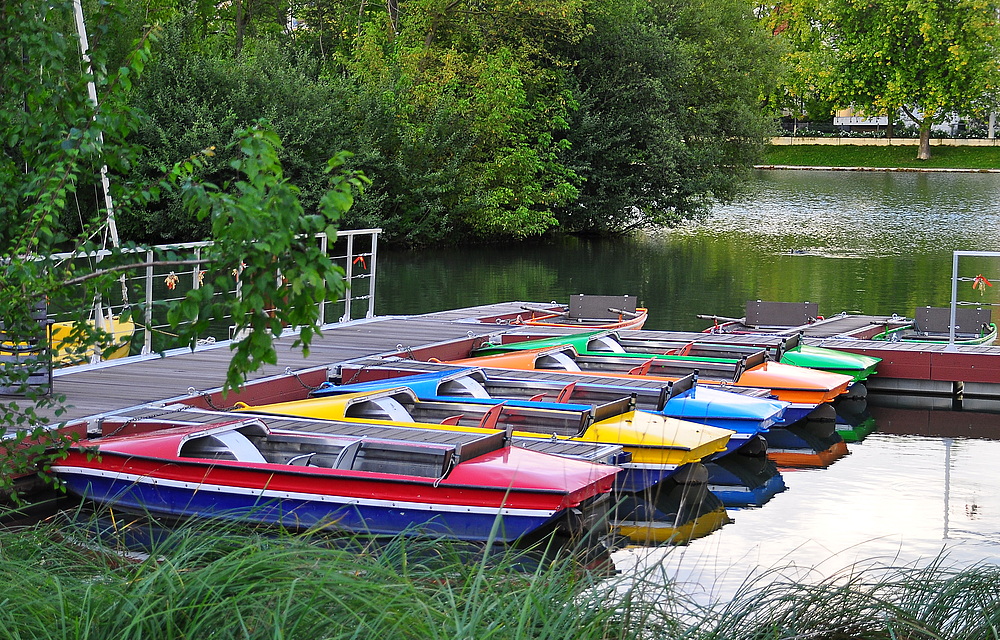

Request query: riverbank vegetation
[
  {"left": 2, "top": 510, "right": 999, "bottom": 639},
  {"left": 762, "top": 145, "right": 1000, "bottom": 171},
  {"left": 5, "top": 0, "right": 780, "bottom": 249},
  {"left": 766, "top": 0, "right": 1000, "bottom": 161}
]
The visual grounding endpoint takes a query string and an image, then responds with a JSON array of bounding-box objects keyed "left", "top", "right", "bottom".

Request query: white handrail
[
  {"left": 948, "top": 250, "right": 1000, "bottom": 350},
  {"left": 45, "top": 229, "right": 381, "bottom": 359}
]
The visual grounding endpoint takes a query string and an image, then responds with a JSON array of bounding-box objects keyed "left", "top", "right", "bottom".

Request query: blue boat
[{"left": 320, "top": 365, "right": 788, "bottom": 460}]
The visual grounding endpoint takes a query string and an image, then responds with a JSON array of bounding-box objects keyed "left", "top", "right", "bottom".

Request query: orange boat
[{"left": 448, "top": 344, "right": 852, "bottom": 406}]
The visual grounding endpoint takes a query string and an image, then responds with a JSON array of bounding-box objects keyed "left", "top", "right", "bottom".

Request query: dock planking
[{"left": 6, "top": 302, "right": 531, "bottom": 431}]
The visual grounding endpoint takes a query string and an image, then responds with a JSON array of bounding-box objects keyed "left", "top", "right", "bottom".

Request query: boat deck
[{"left": 8, "top": 304, "right": 1000, "bottom": 438}]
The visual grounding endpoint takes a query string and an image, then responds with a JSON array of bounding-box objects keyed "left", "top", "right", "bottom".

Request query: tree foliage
[
  {"left": 103, "top": 0, "right": 780, "bottom": 245},
  {"left": 554, "top": 0, "right": 779, "bottom": 233},
  {"left": 1, "top": 0, "right": 366, "bottom": 434},
  {"left": 767, "top": 0, "right": 1000, "bottom": 158}
]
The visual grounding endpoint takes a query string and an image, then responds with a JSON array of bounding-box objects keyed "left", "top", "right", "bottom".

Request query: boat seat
[
  {"left": 477, "top": 402, "right": 506, "bottom": 431},
  {"left": 528, "top": 392, "right": 547, "bottom": 402},
  {"left": 333, "top": 440, "right": 365, "bottom": 470},
  {"left": 212, "top": 430, "right": 268, "bottom": 464},
  {"left": 669, "top": 342, "right": 694, "bottom": 357},
  {"left": 440, "top": 414, "right": 464, "bottom": 425},
  {"left": 287, "top": 452, "right": 316, "bottom": 466},
  {"left": 555, "top": 381, "right": 577, "bottom": 403},
  {"left": 628, "top": 359, "right": 654, "bottom": 376}
]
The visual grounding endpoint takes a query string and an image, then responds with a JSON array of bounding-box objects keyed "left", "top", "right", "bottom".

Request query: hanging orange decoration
[
  {"left": 165, "top": 272, "right": 179, "bottom": 290},
  {"left": 973, "top": 273, "right": 992, "bottom": 295}
]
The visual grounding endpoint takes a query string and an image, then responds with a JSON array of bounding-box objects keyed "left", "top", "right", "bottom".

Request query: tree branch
[{"left": 63, "top": 258, "right": 209, "bottom": 286}]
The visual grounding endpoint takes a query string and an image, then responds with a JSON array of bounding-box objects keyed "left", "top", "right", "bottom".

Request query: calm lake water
[{"left": 379, "top": 169, "right": 1000, "bottom": 599}]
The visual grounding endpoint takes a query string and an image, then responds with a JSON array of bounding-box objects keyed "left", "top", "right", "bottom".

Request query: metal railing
[
  {"left": 947, "top": 250, "right": 1000, "bottom": 350},
  {"left": 47, "top": 229, "right": 381, "bottom": 359}
]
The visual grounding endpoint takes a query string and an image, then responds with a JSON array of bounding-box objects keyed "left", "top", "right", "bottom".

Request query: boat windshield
[
  {"left": 536, "top": 351, "right": 582, "bottom": 371},
  {"left": 588, "top": 336, "right": 627, "bottom": 353},
  {"left": 438, "top": 376, "right": 492, "bottom": 398}
]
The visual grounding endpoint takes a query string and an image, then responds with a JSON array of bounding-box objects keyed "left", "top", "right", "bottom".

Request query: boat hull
[
  {"left": 51, "top": 421, "right": 619, "bottom": 544},
  {"left": 56, "top": 458, "right": 608, "bottom": 543}
]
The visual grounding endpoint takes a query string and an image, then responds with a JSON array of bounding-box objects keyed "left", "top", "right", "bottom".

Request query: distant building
[{"left": 833, "top": 107, "right": 962, "bottom": 135}]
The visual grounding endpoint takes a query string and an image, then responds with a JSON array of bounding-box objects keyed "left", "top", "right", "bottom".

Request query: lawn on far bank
[{"left": 761, "top": 144, "right": 1000, "bottom": 170}]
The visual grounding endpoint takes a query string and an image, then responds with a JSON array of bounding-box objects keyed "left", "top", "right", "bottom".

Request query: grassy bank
[
  {"left": 5, "top": 511, "right": 1000, "bottom": 639},
  {"left": 762, "top": 144, "right": 1000, "bottom": 170}
]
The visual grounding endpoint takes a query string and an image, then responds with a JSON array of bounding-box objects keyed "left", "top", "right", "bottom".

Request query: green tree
[
  {"left": 345, "top": 0, "right": 588, "bottom": 243},
  {"left": 555, "top": 0, "right": 779, "bottom": 233},
  {"left": 770, "top": 0, "right": 1000, "bottom": 159},
  {"left": 1, "top": 0, "right": 366, "bottom": 490}
]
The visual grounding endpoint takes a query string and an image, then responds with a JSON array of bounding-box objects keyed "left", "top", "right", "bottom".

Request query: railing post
[
  {"left": 143, "top": 249, "right": 154, "bottom": 354},
  {"left": 367, "top": 230, "right": 379, "bottom": 318},
  {"left": 342, "top": 233, "right": 354, "bottom": 322},
  {"left": 192, "top": 247, "right": 201, "bottom": 289},
  {"left": 318, "top": 234, "right": 328, "bottom": 325}
]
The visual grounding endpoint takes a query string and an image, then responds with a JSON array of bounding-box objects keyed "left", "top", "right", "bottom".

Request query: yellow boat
[
  {"left": 236, "top": 387, "right": 734, "bottom": 493},
  {"left": 1, "top": 316, "right": 134, "bottom": 367},
  {"left": 50, "top": 316, "right": 134, "bottom": 365}
]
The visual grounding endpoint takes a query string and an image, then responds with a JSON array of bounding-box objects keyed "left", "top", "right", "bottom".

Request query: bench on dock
[
  {"left": 914, "top": 307, "right": 993, "bottom": 335},
  {"left": 568, "top": 294, "right": 638, "bottom": 321},
  {"left": 744, "top": 301, "right": 819, "bottom": 328}
]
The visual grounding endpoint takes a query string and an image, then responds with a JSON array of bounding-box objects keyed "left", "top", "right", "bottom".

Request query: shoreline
[{"left": 755, "top": 164, "right": 1000, "bottom": 173}]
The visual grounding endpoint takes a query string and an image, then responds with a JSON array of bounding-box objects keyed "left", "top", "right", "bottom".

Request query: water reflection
[
  {"left": 378, "top": 170, "right": 1000, "bottom": 331},
  {"left": 619, "top": 429, "right": 1000, "bottom": 603}
]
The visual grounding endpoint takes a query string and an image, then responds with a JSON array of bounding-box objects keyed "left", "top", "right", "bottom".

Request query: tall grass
[{"left": 1, "top": 507, "right": 999, "bottom": 640}]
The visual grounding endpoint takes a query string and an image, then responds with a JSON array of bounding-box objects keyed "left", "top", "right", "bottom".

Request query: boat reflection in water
[
  {"left": 706, "top": 439, "right": 787, "bottom": 508},
  {"left": 765, "top": 405, "right": 849, "bottom": 468},
  {"left": 834, "top": 395, "right": 877, "bottom": 443},
  {"left": 615, "top": 463, "right": 732, "bottom": 545},
  {"left": 53, "top": 506, "right": 621, "bottom": 576}
]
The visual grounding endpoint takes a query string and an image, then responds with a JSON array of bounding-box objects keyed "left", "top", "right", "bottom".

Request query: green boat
[
  {"left": 870, "top": 306, "right": 997, "bottom": 346},
  {"left": 478, "top": 330, "right": 881, "bottom": 383}
]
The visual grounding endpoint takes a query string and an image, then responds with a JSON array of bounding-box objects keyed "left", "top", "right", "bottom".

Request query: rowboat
[
  {"left": 235, "top": 386, "right": 734, "bottom": 494},
  {"left": 517, "top": 330, "right": 880, "bottom": 383},
  {"left": 51, "top": 315, "right": 135, "bottom": 364},
  {"left": 50, "top": 416, "right": 619, "bottom": 544},
  {"left": 870, "top": 307, "right": 997, "bottom": 346},
  {"left": 316, "top": 367, "right": 787, "bottom": 460},
  {"left": 482, "top": 295, "right": 648, "bottom": 331},
  {"left": 454, "top": 344, "right": 853, "bottom": 407}
]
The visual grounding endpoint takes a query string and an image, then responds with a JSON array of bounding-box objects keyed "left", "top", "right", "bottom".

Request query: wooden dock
[
  {"left": 8, "top": 303, "right": 1000, "bottom": 437},
  {"left": 13, "top": 302, "right": 529, "bottom": 431}
]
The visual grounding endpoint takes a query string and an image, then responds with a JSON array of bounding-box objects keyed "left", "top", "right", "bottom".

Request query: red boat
[{"left": 50, "top": 416, "right": 619, "bottom": 544}]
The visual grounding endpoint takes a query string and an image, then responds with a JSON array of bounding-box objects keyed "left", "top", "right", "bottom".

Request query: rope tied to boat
[
  {"left": 284, "top": 367, "right": 320, "bottom": 391},
  {"left": 396, "top": 344, "right": 416, "bottom": 360},
  {"left": 187, "top": 386, "right": 233, "bottom": 412}
]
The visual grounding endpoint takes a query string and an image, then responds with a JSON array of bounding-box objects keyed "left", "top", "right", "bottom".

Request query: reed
[{"left": 1, "top": 508, "right": 998, "bottom": 640}]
